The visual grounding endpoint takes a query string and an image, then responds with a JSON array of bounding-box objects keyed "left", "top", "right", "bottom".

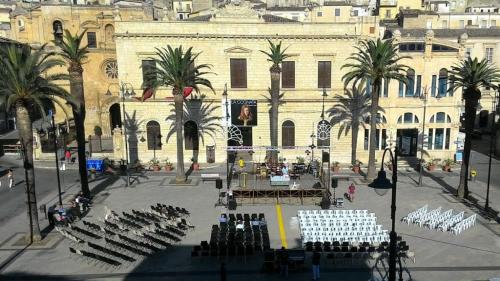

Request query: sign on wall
[{"left": 230, "top": 100, "right": 258, "bottom": 127}]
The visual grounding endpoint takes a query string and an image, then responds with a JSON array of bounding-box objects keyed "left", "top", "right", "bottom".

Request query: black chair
[
  {"left": 341, "top": 246, "right": 349, "bottom": 252},
  {"left": 333, "top": 241, "right": 340, "bottom": 247},
  {"left": 305, "top": 242, "right": 313, "bottom": 251},
  {"left": 342, "top": 242, "right": 349, "bottom": 247},
  {"left": 314, "top": 242, "right": 323, "bottom": 252}
]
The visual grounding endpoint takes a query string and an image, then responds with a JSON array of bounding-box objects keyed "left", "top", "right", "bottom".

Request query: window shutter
[
  {"left": 142, "top": 60, "right": 156, "bottom": 89},
  {"left": 230, "top": 59, "right": 247, "bottom": 88},
  {"left": 318, "top": 61, "right": 331, "bottom": 88},
  {"left": 282, "top": 61, "right": 295, "bottom": 88}
]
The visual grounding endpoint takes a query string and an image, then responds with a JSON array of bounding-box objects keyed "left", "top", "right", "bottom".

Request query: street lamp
[
  {"left": 418, "top": 88, "right": 441, "bottom": 187},
  {"left": 120, "top": 82, "right": 135, "bottom": 186},
  {"left": 222, "top": 83, "right": 230, "bottom": 191},
  {"left": 368, "top": 146, "right": 400, "bottom": 281},
  {"left": 485, "top": 85, "right": 500, "bottom": 210}
]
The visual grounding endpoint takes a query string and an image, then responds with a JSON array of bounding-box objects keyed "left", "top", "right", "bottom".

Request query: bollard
[{"left": 39, "top": 204, "right": 47, "bottom": 219}]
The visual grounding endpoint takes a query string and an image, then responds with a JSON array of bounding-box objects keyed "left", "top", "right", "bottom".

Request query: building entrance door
[{"left": 397, "top": 129, "right": 418, "bottom": 156}]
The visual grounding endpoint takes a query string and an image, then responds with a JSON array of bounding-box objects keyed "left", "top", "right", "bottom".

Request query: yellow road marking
[{"left": 275, "top": 203, "right": 288, "bottom": 248}]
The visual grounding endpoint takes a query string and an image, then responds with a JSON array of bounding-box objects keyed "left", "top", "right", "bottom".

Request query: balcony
[{"left": 380, "top": 0, "right": 397, "bottom": 7}]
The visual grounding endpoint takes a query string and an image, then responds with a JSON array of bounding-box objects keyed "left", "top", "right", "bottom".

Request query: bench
[{"left": 201, "top": 173, "right": 220, "bottom": 182}]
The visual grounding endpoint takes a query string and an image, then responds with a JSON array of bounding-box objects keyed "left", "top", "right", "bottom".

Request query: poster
[{"left": 230, "top": 100, "right": 257, "bottom": 127}]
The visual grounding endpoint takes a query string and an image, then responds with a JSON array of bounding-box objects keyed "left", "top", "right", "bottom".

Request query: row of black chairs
[
  {"left": 222, "top": 213, "right": 265, "bottom": 223},
  {"left": 70, "top": 225, "right": 102, "bottom": 240},
  {"left": 69, "top": 247, "right": 121, "bottom": 267},
  {"left": 82, "top": 220, "right": 103, "bottom": 232},
  {"left": 305, "top": 240, "right": 409, "bottom": 253},
  {"left": 87, "top": 241, "right": 136, "bottom": 262},
  {"left": 155, "top": 229, "right": 182, "bottom": 242},
  {"left": 122, "top": 212, "right": 151, "bottom": 226},
  {"left": 132, "top": 209, "right": 161, "bottom": 222},
  {"left": 119, "top": 217, "right": 143, "bottom": 229},
  {"left": 117, "top": 234, "right": 162, "bottom": 252},
  {"left": 155, "top": 222, "right": 186, "bottom": 237},
  {"left": 105, "top": 237, "right": 150, "bottom": 256},
  {"left": 192, "top": 243, "right": 258, "bottom": 257}
]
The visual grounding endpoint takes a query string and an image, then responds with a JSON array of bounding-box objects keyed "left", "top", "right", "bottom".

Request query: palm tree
[
  {"left": 0, "top": 44, "right": 72, "bottom": 242},
  {"left": 328, "top": 84, "right": 383, "bottom": 165},
  {"left": 260, "top": 40, "right": 291, "bottom": 163},
  {"left": 148, "top": 46, "right": 214, "bottom": 183},
  {"left": 450, "top": 57, "right": 500, "bottom": 199},
  {"left": 342, "top": 39, "right": 409, "bottom": 179},
  {"left": 166, "top": 98, "right": 222, "bottom": 163},
  {"left": 56, "top": 30, "right": 90, "bottom": 197}
]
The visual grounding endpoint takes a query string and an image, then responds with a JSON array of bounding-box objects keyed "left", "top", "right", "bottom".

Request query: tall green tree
[
  {"left": 342, "top": 39, "right": 409, "bottom": 179},
  {"left": 260, "top": 40, "right": 291, "bottom": 163},
  {"left": 328, "top": 84, "right": 383, "bottom": 165},
  {"left": 148, "top": 46, "right": 214, "bottom": 183},
  {"left": 0, "top": 44, "right": 72, "bottom": 242},
  {"left": 450, "top": 57, "right": 500, "bottom": 199},
  {"left": 56, "top": 30, "right": 90, "bottom": 197}
]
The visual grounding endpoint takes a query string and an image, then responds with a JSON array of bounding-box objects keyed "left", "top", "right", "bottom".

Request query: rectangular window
[
  {"left": 406, "top": 76, "right": 415, "bottom": 97},
  {"left": 428, "top": 129, "right": 433, "bottom": 149},
  {"left": 281, "top": 61, "right": 295, "bottom": 88},
  {"left": 448, "top": 75, "right": 455, "bottom": 96},
  {"left": 399, "top": 80, "right": 404, "bottom": 97},
  {"left": 353, "top": 10, "right": 358, "bottom": 16},
  {"left": 442, "top": 20, "right": 448, "bottom": 28},
  {"left": 364, "top": 129, "right": 369, "bottom": 150},
  {"left": 383, "top": 79, "right": 389, "bottom": 97},
  {"left": 438, "top": 75, "right": 447, "bottom": 97},
  {"left": 467, "top": 20, "right": 472, "bottom": 26},
  {"left": 416, "top": 75, "right": 422, "bottom": 96},
  {"left": 485, "top": 48, "right": 494, "bottom": 63},
  {"left": 481, "top": 20, "right": 487, "bottom": 28},
  {"left": 141, "top": 60, "right": 156, "bottom": 89},
  {"left": 335, "top": 8, "right": 340, "bottom": 16},
  {"left": 445, "top": 128, "right": 451, "bottom": 149},
  {"left": 434, "top": 128, "right": 444, "bottom": 149},
  {"left": 431, "top": 75, "right": 437, "bottom": 97},
  {"left": 317, "top": 11, "right": 322, "bottom": 17},
  {"left": 230, "top": 58, "right": 247, "bottom": 88},
  {"left": 317, "top": 61, "right": 331, "bottom": 88},
  {"left": 87, "top": 32, "right": 97, "bottom": 48},
  {"left": 459, "top": 20, "right": 465, "bottom": 28}
]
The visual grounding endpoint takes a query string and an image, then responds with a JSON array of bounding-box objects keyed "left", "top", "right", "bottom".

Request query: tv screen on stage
[{"left": 231, "top": 100, "right": 257, "bottom": 127}]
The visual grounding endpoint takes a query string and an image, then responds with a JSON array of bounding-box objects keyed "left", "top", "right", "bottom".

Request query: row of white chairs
[
  {"left": 298, "top": 209, "right": 369, "bottom": 216},
  {"left": 299, "top": 220, "right": 377, "bottom": 227},
  {"left": 414, "top": 207, "right": 442, "bottom": 227},
  {"left": 301, "top": 225, "right": 383, "bottom": 233},
  {"left": 303, "top": 230, "right": 387, "bottom": 239},
  {"left": 423, "top": 209, "right": 453, "bottom": 229},
  {"left": 303, "top": 234, "right": 388, "bottom": 244},
  {"left": 437, "top": 211, "right": 464, "bottom": 232},
  {"left": 450, "top": 214, "right": 477, "bottom": 235},
  {"left": 401, "top": 205, "right": 428, "bottom": 224}
]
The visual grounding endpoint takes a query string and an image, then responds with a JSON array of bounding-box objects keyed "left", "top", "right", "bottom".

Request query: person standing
[
  {"left": 8, "top": 169, "right": 14, "bottom": 189},
  {"left": 312, "top": 250, "right": 321, "bottom": 281},
  {"left": 238, "top": 157, "right": 245, "bottom": 172},
  {"left": 65, "top": 150, "right": 71, "bottom": 164},
  {"left": 279, "top": 247, "right": 289, "bottom": 277},
  {"left": 348, "top": 183, "right": 356, "bottom": 202}
]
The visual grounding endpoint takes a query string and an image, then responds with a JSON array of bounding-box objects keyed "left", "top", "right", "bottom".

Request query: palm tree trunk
[
  {"left": 270, "top": 69, "right": 280, "bottom": 163},
  {"left": 458, "top": 90, "right": 480, "bottom": 199},
  {"left": 351, "top": 120, "right": 359, "bottom": 166},
  {"left": 15, "top": 102, "right": 41, "bottom": 243},
  {"left": 174, "top": 92, "right": 186, "bottom": 183},
  {"left": 69, "top": 69, "right": 89, "bottom": 197},
  {"left": 367, "top": 83, "right": 380, "bottom": 180}
]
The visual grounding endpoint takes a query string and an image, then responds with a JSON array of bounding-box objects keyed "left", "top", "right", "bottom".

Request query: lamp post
[
  {"left": 222, "top": 83, "right": 230, "bottom": 190},
  {"left": 309, "top": 132, "right": 316, "bottom": 177},
  {"left": 418, "top": 88, "right": 440, "bottom": 187},
  {"left": 321, "top": 88, "right": 330, "bottom": 189},
  {"left": 368, "top": 146, "right": 400, "bottom": 281},
  {"left": 120, "top": 82, "right": 135, "bottom": 186},
  {"left": 485, "top": 86, "right": 500, "bottom": 210},
  {"left": 48, "top": 111, "right": 63, "bottom": 206}
]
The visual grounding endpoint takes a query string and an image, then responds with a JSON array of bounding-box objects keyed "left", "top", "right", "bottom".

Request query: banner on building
[{"left": 230, "top": 100, "right": 257, "bottom": 127}]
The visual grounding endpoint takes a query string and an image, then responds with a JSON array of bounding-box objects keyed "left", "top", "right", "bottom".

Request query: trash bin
[
  {"left": 239, "top": 172, "right": 248, "bottom": 188},
  {"left": 206, "top": 145, "right": 215, "bottom": 163}
]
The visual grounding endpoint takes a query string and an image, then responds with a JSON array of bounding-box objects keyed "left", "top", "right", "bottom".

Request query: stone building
[
  {"left": 8, "top": 2, "right": 151, "bottom": 137},
  {"left": 112, "top": 1, "right": 464, "bottom": 165}
]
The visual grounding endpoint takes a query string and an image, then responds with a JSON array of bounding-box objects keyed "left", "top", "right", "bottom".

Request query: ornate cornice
[{"left": 115, "top": 33, "right": 359, "bottom": 40}]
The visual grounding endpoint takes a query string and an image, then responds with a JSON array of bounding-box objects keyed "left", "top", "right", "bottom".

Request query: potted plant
[
  {"left": 296, "top": 156, "right": 305, "bottom": 164},
  {"left": 191, "top": 157, "right": 200, "bottom": 171},
  {"left": 352, "top": 160, "right": 361, "bottom": 174},
  {"left": 442, "top": 158, "right": 454, "bottom": 172},
  {"left": 426, "top": 159, "right": 438, "bottom": 171},
  {"left": 164, "top": 158, "right": 173, "bottom": 171},
  {"left": 332, "top": 161, "right": 340, "bottom": 172},
  {"left": 149, "top": 158, "right": 161, "bottom": 171}
]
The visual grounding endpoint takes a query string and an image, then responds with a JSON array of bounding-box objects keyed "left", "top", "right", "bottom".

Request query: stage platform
[{"left": 230, "top": 173, "right": 327, "bottom": 205}]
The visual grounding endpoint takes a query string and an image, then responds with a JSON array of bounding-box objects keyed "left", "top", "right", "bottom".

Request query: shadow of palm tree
[{"left": 124, "top": 110, "right": 145, "bottom": 165}]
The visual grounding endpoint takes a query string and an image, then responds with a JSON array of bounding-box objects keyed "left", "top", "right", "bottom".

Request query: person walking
[
  {"left": 312, "top": 249, "right": 321, "bottom": 281},
  {"left": 65, "top": 150, "right": 71, "bottom": 164},
  {"left": 7, "top": 169, "right": 14, "bottom": 189},
  {"left": 348, "top": 183, "right": 356, "bottom": 202},
  {"left": 279, "top": 246, "right": 289, "bottom": 277}
]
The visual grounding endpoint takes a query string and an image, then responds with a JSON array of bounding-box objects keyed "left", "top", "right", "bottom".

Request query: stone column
[
  {"left": 113, "top": 127, "right": 124, "bottom": 161},
  {"left": 424, "top": 29, "right": 434, "bottom": 61}
]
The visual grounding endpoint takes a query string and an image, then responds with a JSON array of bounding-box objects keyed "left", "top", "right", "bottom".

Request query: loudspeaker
[
  {"left": 216, "top": 178, "right": 223, "bottom": 189},
  {"left": 322, "top": 151, "right": 329, "bottom": 163},
  {"left": 320, "top": 196, "right": 331, "bottom": 210},
  {"left": 228, "top": 198, "right": 237, "bottom": 210},
  {"left": 331, "top": 178, "right": 338, "bottom": 189}
]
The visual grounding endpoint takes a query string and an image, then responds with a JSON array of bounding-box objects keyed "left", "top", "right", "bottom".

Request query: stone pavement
[{"left": 0, "top": 166, "right": 499, "bottom": 281}]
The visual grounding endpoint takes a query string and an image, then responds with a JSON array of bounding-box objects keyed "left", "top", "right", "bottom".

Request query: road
[{"left": 0, "top": 156, "right": 79, "bottom": 226}]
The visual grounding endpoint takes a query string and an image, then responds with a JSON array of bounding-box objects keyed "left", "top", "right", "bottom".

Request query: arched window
[
  {"left": 429, "top": 112, "right": 452, "bottom": 123},
  {"left": 479, "top": 110, "right": 489, "bottom": 128},
  {"left": 109, "top": 103, "right": 121, "bottom": 132},
  {"left": 406, "top": 68, "right": 415, "bottom": 97},
  {"left": 53, "top": 21, "right": 63, "bottom": 43},
  {"left": 438, "top": 68, "right": 448, "bottom": 97},
  {"left": 105, "top": 24, "right": 114, "bottom": 43},
  {"left": 317, "top": 120, "right": 330, "bottom": 147},
  {"left": 282, "top": 120, "right": 295, "bottom": 147},
  {"left": 398, "top": 113, "right": 419, "bottom": 124},
  {"left": 146, "top": 121, "right": 161, "bottom": 150},
  {"left": 364, "top": 113, "right": 387, "bottom": 124},
  {"left": 184, "top": 121, "right": 199, "bottom": 150}
]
